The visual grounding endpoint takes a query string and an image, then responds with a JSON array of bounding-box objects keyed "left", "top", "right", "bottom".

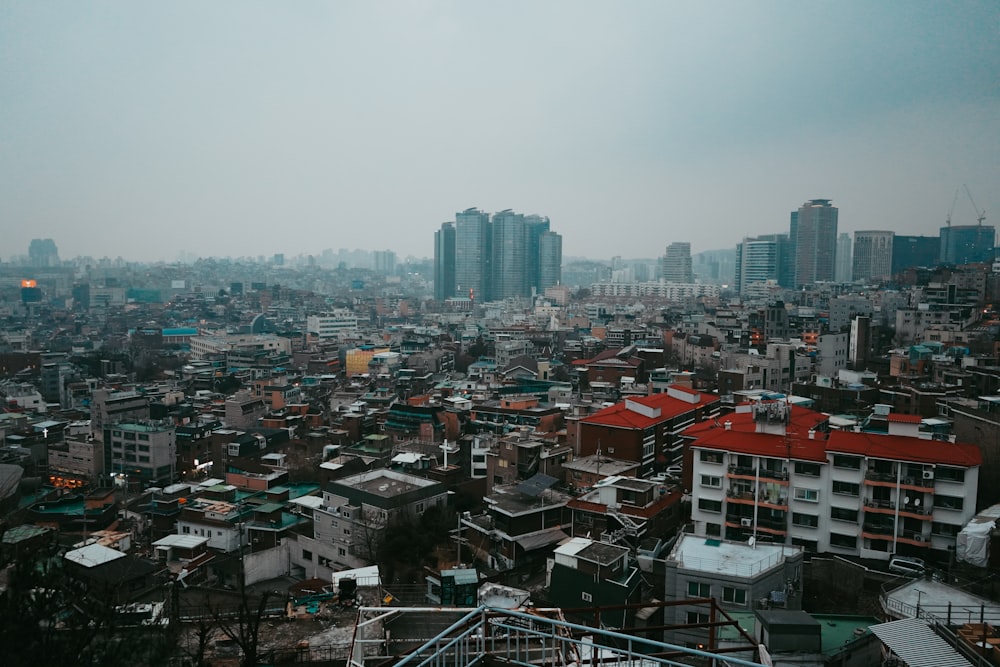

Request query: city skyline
[{"left": 1, "top": 2, "right": 997, "bottom": 263}]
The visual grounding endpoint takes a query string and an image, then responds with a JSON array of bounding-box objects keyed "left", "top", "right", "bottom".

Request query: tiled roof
[
  {"left": 581, "top": 390, "right": 719, "bottom": 429},
  {"left": 684, "top": 404, "right": 828, "bottom": 436},
  {"left": 689, "top": 428, "right": 829, "bottom": 462},
  {"left": 827, "top": 430, "right": 982, "bottom": 467},
  {"left": 887, "top": 413, "right": 923, "bottom": 424}
]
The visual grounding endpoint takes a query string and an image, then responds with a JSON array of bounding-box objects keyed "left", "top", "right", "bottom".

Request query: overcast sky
[{"left": 2, "top": 1, "right": 998, "bottom": 263}]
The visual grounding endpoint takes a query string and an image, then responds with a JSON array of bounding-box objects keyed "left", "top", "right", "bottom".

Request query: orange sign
[{"left": 21, "top": 279, "right": 37, "bottom": 288}]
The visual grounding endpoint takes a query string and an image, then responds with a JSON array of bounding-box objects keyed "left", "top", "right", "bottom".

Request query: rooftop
[{"left": 669, "top": 534, "right": 798, "bottom": 578}]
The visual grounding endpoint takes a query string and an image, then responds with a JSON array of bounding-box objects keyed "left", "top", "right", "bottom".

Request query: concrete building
[
  {"left": 576, "top": 385, "right": 721, "bottom": 475},
  {"left": 685, "top": 401, "right": 981, "bottom": 562},
  {"left": 313, "top": 469, "right": 449, "bottom": 570},
  {"left": 90, "top": 389, "right": 150, "bottom": 443},
  {"left": 306, "top": 311, "right": 359, "bottom": 341},
  {"left": 104, "top": 420, "right": 177, "bottom": 488},
  {"left": 661, "top": 242, "right": 694, "bottom": 283},
  {"left": 664, "top": 533, "right": 804, "bottom": 647},
  {"left": 852, "top": 231, "right": 894, "bottom": 283},
  {"left": 940, "top": 224, "right": 996, "bottom": 266}
]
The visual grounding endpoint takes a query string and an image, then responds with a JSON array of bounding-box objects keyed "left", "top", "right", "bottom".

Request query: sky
[{"left": 2, "top": 1, "right": 998, "bottom": 263}]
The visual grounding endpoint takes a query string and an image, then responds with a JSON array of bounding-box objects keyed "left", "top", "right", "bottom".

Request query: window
[
  {"left": 700, "top": 475, "right": 722, "bottom": 488},
  {"left": 832, "top": 455, "right": 861, "bottom": 469},
  {"left": 581, "top": 591, "right": 593, "bottom": 602},
  {"left": 698, "top": 499, "right": 722, "bottom": 513},
  {"left": 830, "top": 533, "right": 857, "bottom": 549},
  {"left": 936, "top": 467, "right": 964, "bottom": 483},
  {"left": 687, "top": 612, "right": 710, "bottom": 624},
  {"left": 338, "top": 548, "right": 346, "bottom": 557},
  {"left": 722, "top": 587, "right": 747, "bottom": 606},
  {"left": 498, "top": 459, "right": 509, "bottom": 468},
  {"left": 794, "top": 487, "right": 819, "bottom": 503},
  {"left": 342, "top": 510, "right": 351, "bottom": 519},
  {"left": 705, "top": 523, "right": 721, "bottom": 537},
  {"left": 700, "top": 451, "right": 723, "bottom": 464},
  {"left": 792, "top": 512, "right": 818, "bottom": 527},
  {"left": 795, "top": 462, "right": 821, "bottom": 476},
  {"left": 934, "top": 495, "right": 964, "bottom": 511},
  {"left": 416, "top": 503, "right": 425, "bottom": 513},
  {"left": 932, "top": 521, "right": 960, "bottom": 537},
  {"left": 182, "top": 526, "right": 190, "bottom": 534},
  {"left": 832, "top": 481, "right": 860, "bottom": 496},
  {"left": 302, "top": 549, "right": 313, "bottom": 561},
  {"left": 830, "top": 507, "right": 858, "bottom": 522},
  {"left": 687, "top": 582, "right": 711, "bottom": 597}
]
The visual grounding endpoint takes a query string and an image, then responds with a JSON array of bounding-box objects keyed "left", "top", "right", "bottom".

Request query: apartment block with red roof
[
  {"left": 575, "top": 385, "right": 721, "bottom": 476},
  {"left": 686, "top": 401, "right": 982, "bottom": 563}
]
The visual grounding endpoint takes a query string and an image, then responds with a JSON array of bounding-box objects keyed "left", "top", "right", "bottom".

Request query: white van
[{"left": 888, "top": 555, "right": 925, "bottom": 577}]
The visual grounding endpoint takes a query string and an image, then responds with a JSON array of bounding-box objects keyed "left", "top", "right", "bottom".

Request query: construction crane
[
  {"left": 945, "top": 188, "right": 959, "bottom": 227},
  {"left": 964, "top": 183, "right": 986, "bottom": 226}
]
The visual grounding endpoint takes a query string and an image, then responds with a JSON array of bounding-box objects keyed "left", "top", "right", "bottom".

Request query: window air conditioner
[
  {"left": 741, "top": 518, "right": 753, "bottom": 527},
  {"left": 922, "top": 470, "right": 935, "bottom": 480}
]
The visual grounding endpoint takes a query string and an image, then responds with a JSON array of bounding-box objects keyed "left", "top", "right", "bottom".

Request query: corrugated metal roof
[{"left": 869, "top": 617, "right": 973, "bottom": 667}]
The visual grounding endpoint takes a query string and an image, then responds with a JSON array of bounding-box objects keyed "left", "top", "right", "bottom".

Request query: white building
[
  {"left": 685, "top": 401, "right": 981, "bottom": 561},
  {"left": 307, "top": 310, "right": 359, "bottom": 340}
]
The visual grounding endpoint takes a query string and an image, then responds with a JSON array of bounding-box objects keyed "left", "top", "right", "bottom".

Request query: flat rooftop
[{"left": 670, "top": 534, "right": 798, "bottom": 578}]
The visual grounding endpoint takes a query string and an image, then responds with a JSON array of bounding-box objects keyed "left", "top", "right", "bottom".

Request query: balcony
[
  {"left": 861, "top": 523, "right": 895, "bottom": 537},
  {"left": 864, "top": 470, "right": 897, "bottom": 483},
  {"left": 727, "top": 465, "right": 789, "bottom": 482},
  {"left": 726, "top": 490, "right": 788, "bottom": 508}
]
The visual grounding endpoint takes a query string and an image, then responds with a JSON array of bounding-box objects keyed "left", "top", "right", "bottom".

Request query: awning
[
  {"left": 869, "top": 617, "right": 973, "bottom": 667},
  {"left": 514, "top": 528, "right": 569, "bottom": 552}
]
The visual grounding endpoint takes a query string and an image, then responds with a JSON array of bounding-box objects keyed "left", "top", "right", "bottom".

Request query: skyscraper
[
  {"left": 455, "top": 208, "right": 492, "bottom": 302},
  {"left": 28, "top": 238, "right": 59, "bottom": 267},
  {"left": 735, "top": 237, "right": 780, "bottom": 295},
  {"left": 661, "top": 242, "right": 693, "bottom": 283},
  {"left": 438, "top": 208, "right": 561, "bottom": 303},
  {"left": 835, "top": 233, "right": 853, "bottom": 283},
  {"left": 491, "top": 209, "right": 528, "bottom": 300},
  {"left": 852, "top": 231, "right": 893, "bottom": 282},
  {"left": 433, "top": 222, "right": 456, "bottom": 301},
  {"left": 538, "top": 231, "right": 562, "bottom": 291},
  {"left": 939, "top": 225, "right": 996, "bottom": 266},
  {"left": 892, "top": 235, "right": 939, "bottom": 274},
  {"left": 791, "top": 199, "right": 838, "bottom": 287}
]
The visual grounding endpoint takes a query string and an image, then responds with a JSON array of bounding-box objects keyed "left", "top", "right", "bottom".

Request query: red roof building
[
  {"left": 686, "top": 401, "right": 982, "bottom": 561},
  {"left": 576, "top": 385, "right": 721, "bottom": 476}
]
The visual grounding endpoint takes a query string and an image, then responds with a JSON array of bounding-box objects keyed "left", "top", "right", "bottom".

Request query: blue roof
[{"left": 163, "top": 327, "right": 198, "bottom": 336}]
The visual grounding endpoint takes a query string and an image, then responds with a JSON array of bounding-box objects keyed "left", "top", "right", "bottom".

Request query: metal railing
[{"left": 348, "top": 606, "right": 770, "bottom": 667}]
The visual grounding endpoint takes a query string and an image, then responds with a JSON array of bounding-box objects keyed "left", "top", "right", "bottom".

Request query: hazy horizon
[{"left": 3, "top": 1, "right": 998, "bottom": 263}]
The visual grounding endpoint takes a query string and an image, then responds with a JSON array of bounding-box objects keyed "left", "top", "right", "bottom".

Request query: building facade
[
  {"left": 791, "top": 199, "right": 838, "bottom": 287},
  {"left": 661, "top": 242, "right": 694, "bottom": 283},
  {"left": 852, "top": 230, "right": 894, "bottom": 282}
]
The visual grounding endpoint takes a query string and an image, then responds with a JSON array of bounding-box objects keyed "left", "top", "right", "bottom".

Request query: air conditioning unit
[
  {"left": 922, "top": 470, "right": 935, "bottom": 480},
  {"left": 741, "top": 518, "right": 753, "bottom": 527}
]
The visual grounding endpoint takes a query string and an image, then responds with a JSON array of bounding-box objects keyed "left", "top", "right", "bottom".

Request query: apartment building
[
  {"left": 685, "top": 401, "right": 981, "bottom": 562},
  {"left": 664, "top": 534, "right": 804, "bottom": 648},
  {"left": 313, "top": 469, "right": 448, "bottom": 570},
  {"left": 576, "top": 385, "right": 721, "bottom": 474},
  {"left": 104, "top": 420, "right": 176, "bottom": 488}
]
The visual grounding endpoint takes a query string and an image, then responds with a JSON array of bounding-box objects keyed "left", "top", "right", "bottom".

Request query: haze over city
[{"left": 2, "top": 1, "right": 998, "bottom": 262}]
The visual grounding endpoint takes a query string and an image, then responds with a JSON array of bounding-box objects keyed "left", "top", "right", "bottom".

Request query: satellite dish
[
  {"left": 748, "top": 536, "right": 756, "bottom": 547},
  {"left": 914, "top": 498, "right": 921, "bottom": 506},
  {"left": 904, "top": 496, "right": 910, "bottom": 505}
]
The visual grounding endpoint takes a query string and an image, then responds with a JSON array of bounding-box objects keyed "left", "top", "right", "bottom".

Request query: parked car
[{"left": 888, "top": 555, "right": 925, "bottom": 577}]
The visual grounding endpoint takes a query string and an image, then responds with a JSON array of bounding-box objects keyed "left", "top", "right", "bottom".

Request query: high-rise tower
[
  {"left": 491, "top": 209, "right": 528, "bottom": 300},
  {"left": 791, "top": 199, "right": 838, "bottom": 287},
  {"left": 455, "top": 208, "right": 492, "bottom": 302},
  {"left": 852, "top": 231, "right": 893, "bottom": 282},
  {"left": 661, "top": 242, "right": 693, "bottom": 283},
  {"left": 538, "top": 231, "right": 562, "bottom": 291},
  {"left": 433, "top": 222, "right": 456, "bottom": 301}
]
